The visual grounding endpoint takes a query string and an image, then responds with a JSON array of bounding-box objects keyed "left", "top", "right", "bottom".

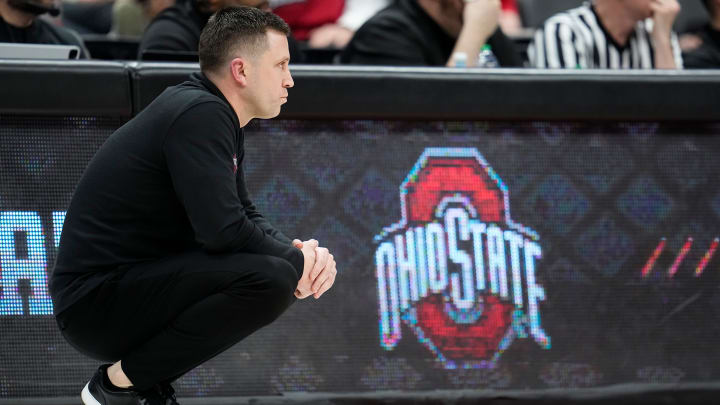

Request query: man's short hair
[{"left": 199, "top": 7, "right": 290, "bottom": 74}]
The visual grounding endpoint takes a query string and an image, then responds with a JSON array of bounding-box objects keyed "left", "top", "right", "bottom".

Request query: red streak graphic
[
  {"left": 695, "top": 237, "right": 719, "bottom": 277},
  {"left": 642, "top": 238, "right": 666, "bottom": 278},
  {"left": 668, "top": 237, "right": 693, "bottom": 278}
]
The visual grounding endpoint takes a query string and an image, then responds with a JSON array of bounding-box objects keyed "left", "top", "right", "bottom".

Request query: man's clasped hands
[{"left": 291, "top": 239, "right": 337, "bottom": 299}]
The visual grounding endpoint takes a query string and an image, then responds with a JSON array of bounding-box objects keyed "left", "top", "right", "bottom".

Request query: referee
[
  {"left": 528, "top": 0, "right": 683, "bottom": 69},
  {"left": 49, "top": 7, "right": 337, "bottom": 405}
]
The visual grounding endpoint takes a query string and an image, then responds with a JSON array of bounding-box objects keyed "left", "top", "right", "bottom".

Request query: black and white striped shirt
[{"left": 528, "top": 2, "right": 683, "bottom": 69}]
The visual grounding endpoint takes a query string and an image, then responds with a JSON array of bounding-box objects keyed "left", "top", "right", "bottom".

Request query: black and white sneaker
[{"left": 81, "top": 364, "right": 166, "bottom": 405}]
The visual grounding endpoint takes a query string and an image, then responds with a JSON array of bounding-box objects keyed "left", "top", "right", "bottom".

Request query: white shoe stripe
[{"left": 81, "top": 382, "right": 102, "bottom": 405}]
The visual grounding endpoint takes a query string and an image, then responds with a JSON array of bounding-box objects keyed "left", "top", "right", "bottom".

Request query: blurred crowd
[{"left": 0, "top": 0, "right": 718, "bottom": 68}]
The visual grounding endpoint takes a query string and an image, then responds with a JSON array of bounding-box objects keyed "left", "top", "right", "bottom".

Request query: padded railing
[{"left": 1, "top": 60, "right": 719, "bottom": 121}]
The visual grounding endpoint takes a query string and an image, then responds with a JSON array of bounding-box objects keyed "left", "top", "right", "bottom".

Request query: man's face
[
  {"left": 623, "top": 0, "right": 654, "bottom": 19},
  {"left": 32, "top": 0, "right": 53, "bottom": 8},
  {"left": 6, "top": 0, "right": 55, "bottom": 14},
  {"left": 244, "top": 30, "right": 294, "bottom": 119},
  {"left": 442, "top": 0, "right": 464, "bottom": 23}
]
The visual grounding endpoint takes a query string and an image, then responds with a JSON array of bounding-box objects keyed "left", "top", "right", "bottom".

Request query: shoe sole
[{"left": 81, "top": 382, "right": 102, "bottom": 405}]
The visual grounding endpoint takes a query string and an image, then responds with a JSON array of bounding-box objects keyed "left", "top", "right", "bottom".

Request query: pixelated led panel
[
  {"left": 1, "top": 117, "right": 720, "bottom": 398},
  {"left": 0, "top": 116, "right": 124, "bottom": 397}
]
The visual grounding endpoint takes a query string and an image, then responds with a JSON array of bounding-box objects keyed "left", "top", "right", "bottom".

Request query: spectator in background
[
  {"left": 0, "top": 0, "right": 89, "bottom": 56},
  {"left": 340, "top": 0, "right": 522, "bottom": 67},
  {"left": 273, "top": 0, "right": 522, "bottom": 49},
  {"left": 499, "top": 0, "right": 523, "bottom": 35},
  {"left": 139, "top": 0, "right": 268, "bottom": 57},
  {"left": 138, "top": 0, "right": 302, "bottom": 61},
  {"left": 528, "top": 0, "right": 683, "bottom": 69},
  {"left": 271, "top": 0, "right": 342, "bottom": 44},
  {"left": 111, "top": 0, "right": 174, "bottom": 38},
  {"left": 681, "top": 0, "right": 719, "bottom": 68},
  {"left": 61, "top": 0, "right": 112, "bottom": 35},
  {"left": 329, "top": 0, "right": 389, "bottom": 47},
  {"left": 272, "top": 0, "right": 389, "bottom": 49}
]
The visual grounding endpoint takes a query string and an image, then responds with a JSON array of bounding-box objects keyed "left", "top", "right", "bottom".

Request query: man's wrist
[
  {"left": 459, "top": 23, "right": 494, "bottom": 42},
  {"left": 651, "top": 37, "right": 673, "bottom": 55},
  {"left": 290, "top": 248, "right": 305, "bottom": 280},
  {"left": 651, "top": 28, "right": 672, "bottom": 44}
]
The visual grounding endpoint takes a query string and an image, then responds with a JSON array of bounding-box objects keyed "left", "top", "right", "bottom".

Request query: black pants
[{"left": 56, "top": 250, "right": 299, "bottom": 391}]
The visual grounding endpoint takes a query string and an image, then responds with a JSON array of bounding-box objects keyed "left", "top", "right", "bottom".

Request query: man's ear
[{"left": 230, "top": 57, "right": 249, "bottom": 87}]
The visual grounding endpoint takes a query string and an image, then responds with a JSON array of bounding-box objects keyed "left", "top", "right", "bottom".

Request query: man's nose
[{"left": 283, "top": 71, "right": 294, "bottom": 88}]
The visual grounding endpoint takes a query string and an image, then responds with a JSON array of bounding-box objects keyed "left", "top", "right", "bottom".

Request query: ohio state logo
[{"left": 374, "top": 148, "right": 551, "bottom": 369}]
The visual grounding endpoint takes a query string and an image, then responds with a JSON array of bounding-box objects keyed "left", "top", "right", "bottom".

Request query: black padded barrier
[
  {"left": 128, "top": 64, "right": 720, "bottom": 121},
  {"left": 1, "top": 61, "right": 718, "bottom": 121},
  {"left": 127, "top": 61, "right": 201, "bottom": 116},
  {"left": 0, "top": 60, "right": 132, "bottom": 117}
]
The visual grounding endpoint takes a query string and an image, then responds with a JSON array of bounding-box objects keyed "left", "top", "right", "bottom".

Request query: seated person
[
  {"left": 0, "top": 0, "right": 89, "bottom": 57},
  {"left": 682, "top": 0, "right": 720, "bottom": 68},
  {"left": 272, "top": 0, "right": 389, "bottom": 49},
  {"left": 271, "top": 0, "right": 344, "bottom": 45},
  {"left": 340, "top": 0, "right": 521, "bottom": 67},
  {"left": 110, "top": 0, "right": 175, "bottom": 38},
  {"left": 138, "top": 0, "right": 302, "bottom": 61},
  {"left": 528, "top": 0, "right": 682, "bottom": 69}
]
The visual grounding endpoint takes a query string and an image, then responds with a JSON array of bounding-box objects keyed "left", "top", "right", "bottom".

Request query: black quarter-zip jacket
[{"left": 50, "top": 72, "right": 303, "bottom": 315}]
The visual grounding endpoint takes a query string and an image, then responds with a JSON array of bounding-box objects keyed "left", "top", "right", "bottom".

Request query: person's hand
[
  {"left": 499, "top": 10, "right": 523, "bottom": 36},
  {"left": 678, "top": 33, "right": 703, "bottom": 52},
  {"left": 650, "top": 0, "right": 680, "bottom": 42},
  {"left": 308, "top": 24, "right": 354, "bottom": 49},
  {"left": 462, "top": 0, "right": 501, "bottom": 38},
  {"left": 447, "top": 0, "right": 501, "bottom": 66},
  {"left": 308, "top": 246, "right": 336, "bottom": 299},
  {"left": 293, "top": 239, "right": 337, "bottom": 299},
  {"left": 295, "top": 239, "right": 318, "bottom": 299}
]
